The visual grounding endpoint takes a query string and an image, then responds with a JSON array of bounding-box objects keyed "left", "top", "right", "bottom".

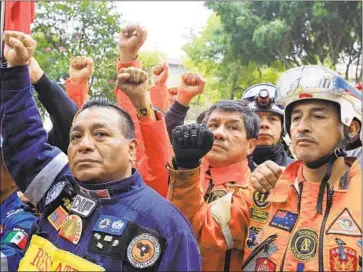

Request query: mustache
[{"left": 295, "top": 134, "right": 317, "bottom": 143}]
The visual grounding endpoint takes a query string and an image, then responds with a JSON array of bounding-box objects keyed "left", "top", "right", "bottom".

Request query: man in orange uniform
[
  {"left": 168, "top": 99, "right": 260, "bottom": 271},
  {"left": 168, "top": 65, "right": 362, "bottom": 271}
]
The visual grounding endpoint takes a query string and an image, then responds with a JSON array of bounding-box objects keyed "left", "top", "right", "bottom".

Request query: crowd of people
[{"left": 0, "top": 23, "right": 361, "bottom": 272}]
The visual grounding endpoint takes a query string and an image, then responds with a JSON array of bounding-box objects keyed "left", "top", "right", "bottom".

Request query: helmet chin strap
[{"left": 303, "top": 127, "right": 350, "bottom": 214}]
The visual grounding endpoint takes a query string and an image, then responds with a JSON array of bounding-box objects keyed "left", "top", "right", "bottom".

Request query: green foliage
[
  {"left": 139, "top": 51, "right": 167, "bottom": 85},
  {"left": 32, "top": 1, "right": 122, "bottom": 100}
]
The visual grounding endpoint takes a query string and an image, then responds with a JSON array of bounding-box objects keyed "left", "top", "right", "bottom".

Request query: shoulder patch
[
  {"left": 326, "top": 208, "right": 362, "bottom": 237},
  {"left": 94, "top": 215, "right": 127, "bottom": 236},
  {"left": 45, "top": 182, "right": 66, "bottom": 206},
  {"left": 127, "top": 233, "right": 161, "bottom": 269},
  {"left": 3, "top": 228, "right": 29, "bottom": 250}
]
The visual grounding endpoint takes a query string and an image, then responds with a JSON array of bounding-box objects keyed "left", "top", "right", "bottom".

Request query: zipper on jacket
[
  {"left": 279, "top": 183, "right": 303, "bottom": 271},
  {"left": 318, "top": 188, "right": 334, "bottom": 271},
  {"left": 241, "top": 234, "right": 277, "bottom": 270}
]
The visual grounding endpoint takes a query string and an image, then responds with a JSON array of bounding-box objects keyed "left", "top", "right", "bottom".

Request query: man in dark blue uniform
[{"left": 0, "top": 30, "right": 201, "bottom": 271}]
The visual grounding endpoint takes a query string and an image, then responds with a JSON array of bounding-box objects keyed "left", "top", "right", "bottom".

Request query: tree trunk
[
  {"left": 230, "top": 64, "right": 241, "bottom": 100},
  {"left": 345, "top": 54, "right": 353, "bottom": 80},
  {"left": 355, "top": 48, "right": 362, "bottom": 83}
]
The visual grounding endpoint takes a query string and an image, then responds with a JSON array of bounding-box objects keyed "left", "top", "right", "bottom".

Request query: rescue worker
[
  {"left": 242, "top": 83, "right": 294, "bottom": 167},
  {"left": 168, "top": 99, "right": 260, "bottom": 271},
  {"left": 168, "top": 65, "right": 362, "bottom": 271},
  {"left": 0, "top": 139, "right": 38, "bottom": 272},
  {"left": 0, "top": 30, "right": 201, "bottom": 271}
]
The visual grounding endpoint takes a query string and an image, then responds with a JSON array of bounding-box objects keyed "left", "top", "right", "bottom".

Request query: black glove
[{"left": 172, "top": 123, "right": 214, "bottom": 169}]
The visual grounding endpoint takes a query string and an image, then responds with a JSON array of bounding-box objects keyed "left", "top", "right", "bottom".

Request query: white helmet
[
  {"left": 276, "top": 65, "right": 361, "bottom": 138},
  {"left": 242, "top": 83, "right": 284, "bottom": 116}
]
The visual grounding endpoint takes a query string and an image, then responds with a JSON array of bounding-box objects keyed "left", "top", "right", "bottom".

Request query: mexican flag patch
[{"left": 4, "top": 228, "right": 28, "bottom": 250}]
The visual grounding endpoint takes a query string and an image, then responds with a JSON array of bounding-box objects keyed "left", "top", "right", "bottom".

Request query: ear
[
  {"left": 128, "top": 139, "right": 138, "bottom": 163},
  {"left": 348, "top": 119, "right": 360, "bottom": 138},
  {"left": 246, "top": 138, "right": 257, "bottom": 156}
]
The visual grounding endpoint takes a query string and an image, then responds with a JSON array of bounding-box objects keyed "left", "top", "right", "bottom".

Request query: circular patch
[
  {"left": 290, "top": 229, "right": 318, "bottom": 261},
  {"left": 338, "top": 218, "right": 357, "bottom": 231},
  {"left": 127, "top": 233, "right": 161, "bottom": 269},
  {"left": 59, "top": 214, "right": 83, "bottom": 245},
  {"left": 206, "top": 189, "right": 227, "bottom": 203},
  {"left": 253, "top": 191, "right": 270, "bottom": 208},
  {"left": 45, "top": 182, "right": 65, "bottom": 206}
]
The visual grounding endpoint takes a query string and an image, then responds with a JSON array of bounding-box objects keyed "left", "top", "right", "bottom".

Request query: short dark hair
[
  {"left": 77, "top": 98, "right": 135, "bottom": 139},
  {"left": 203, "top": 100, "right": 260, "bottom": 139},
  {"left": 196, "top": 110, "right": 207, "bottom": 124}
]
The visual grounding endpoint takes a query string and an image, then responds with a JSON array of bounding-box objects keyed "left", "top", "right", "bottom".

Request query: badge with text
[
  {"left": 47, "top": 206, "right": 68, "bottom": 231},
  {"left": 290, "top": 228, "right": 318, "bottom": 262},
  {"left": 270, "top": 209, "right": 298, "bottom": 232},
  {"left": 70, "top": 194, "right": 96, "bottom": 218},
  {"left": 94, "top": 215, "right": 127, "bottom": 236},
  {"left": 59, "top": 214, "right": 83, "bottom": 244},
  {"left": 127, "top": 233, "right": 161, "bottom": 269},
  {"left": 329, "top": 246, "right": 358, "bottom": 271},
  {"left": 250, "top": 207, "right": 269, "bottom": 223},
  {"left": 327, "top": 208, "right": 362, "bottom": 237},
  {"left": 45, "top": 182, "right": 65, "bottom": 206},
  {"left": 253, "top": 191, "right": 270, "bottom": 208},
  {"left": 243, "top": 239, "right": 279, "bottom": 271},
  {"left": 254, "top": 257, "right": 276, "bottom": 272},
  {"left": 246, "top": 226, "right": 264, "bottom": 250}
]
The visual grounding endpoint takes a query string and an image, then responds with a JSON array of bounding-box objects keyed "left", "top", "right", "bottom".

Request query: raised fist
[
  {"left": 152, "top": 62, "right": 169, "bottom": 87},
  {"left": 177, "top": 72, "right": 206, "bottom": 106},
  {"left": 172, "top": 124, "right": 214, "bottom": 169},
  {"left": 3, "top": 31, "right": 36, "bottom": 67},
  {"left": 117, "top": 67, "right": 149, "bottom": 108},
  {"left": 69, "top": 56, "right": 94, "bottom": 84},
  {"left": 119, "top": 23, "right": 147, "bottom": 62},
  {"left": 250, "top": 160, "right": 285, "bottom": 193},
  {"left": 168, "top": 86, "right": 178, "bottom": 105}
]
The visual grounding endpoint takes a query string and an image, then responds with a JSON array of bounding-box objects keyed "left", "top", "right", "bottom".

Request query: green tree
[{"left": 32, "top": 1, "right": 122, "bottom": 100}]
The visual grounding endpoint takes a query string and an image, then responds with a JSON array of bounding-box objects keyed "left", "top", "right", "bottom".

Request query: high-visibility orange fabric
[
  {"left": 4, "top": 1, "right": 35, "bottom": 34},
  {"left": 168, "top": 158, "right": 362, "bottom": 271},
  {"left": 64, "top": 80, "right": 88, "bottom": 109},
  {"left": 168, "top": 158, "right": 251, "bottom": 271},
  {"left": 150, "top": 85, "right": 169, "bottom": 112}
]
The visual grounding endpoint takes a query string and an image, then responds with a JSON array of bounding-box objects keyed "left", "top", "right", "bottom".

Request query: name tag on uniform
[{"left": 70, "top": 194, "right": 96, "bottom": 218}]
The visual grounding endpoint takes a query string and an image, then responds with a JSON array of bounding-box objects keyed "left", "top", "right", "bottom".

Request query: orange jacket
[
  {"left": 168, "top": 158, "right": 251, "bottom": 271},
  {"left": 64, "top": 79, "right": 89, "bottom": 109},
  {"left": 168, "top": 158, "right": 362, "bottom": 271},
  {"left": 150, "top": 85, "right": 170, "bottom": 112}
]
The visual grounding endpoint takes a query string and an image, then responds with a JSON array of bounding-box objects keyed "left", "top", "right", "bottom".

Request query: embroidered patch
[
  {"left": 290, "top": 229, "right": 318, "bottom": 261},
  {"left": 246, "top": 226, "right": 264, "bottom": 250},
  {"left": 250, "top": 207, "right": 269, "bottom": 223},
  {"left": 326, "top": 208, "right": 362, "bottom": 237},
  {"left": 242, "top": 239, "right": 278, "bottom": 271},
  {"left": 70, "top": 194, "right": 96, "bottom": 218},
  {"left": 269, "top": 209, "right": 298, "bottom": 232},
  {"left": 6, "top": 208, "right": 24, "bottom": 218},
  {"left": 3, "top": 228, "right": 28, "bottom": 250},
  {"left": 357, "top": 240, "right": 362, "bottom": 248},
  {"left": 48, "top": 206, "right": 69, "bottom": 230},
  {"left": 329, "top": 246, "right": 358, "bottom": 271},
  {"left": 254, "top": 257, "right": 276, "bottom": 271},
  {"left": 127, "top": 233, "right": 161, "bottom": 269},
  {"left": 45, "top": 182, "right": 65, "bottom": 206},
  {"left": 253, "top": 191, "right": 270, "bottom": 208},
  {"left": 80, "top": 187, "right": 111, "bottom": 200},
  {"left": 59, "top": 214, "right": 83, "bottom": 245},
  {"left": 94, "top": 215, "right": 127, "bottom": 236},
  {"left": 206, "top": 189, "right": 227, "bottom": 204}
]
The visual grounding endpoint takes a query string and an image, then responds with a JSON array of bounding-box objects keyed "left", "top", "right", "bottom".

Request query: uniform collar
[
  {"left": 202, "top": 158, "right": 251, "bottom": 187},
  {"left": 78, "top": 169, "right": 144, "bottom": 202}
]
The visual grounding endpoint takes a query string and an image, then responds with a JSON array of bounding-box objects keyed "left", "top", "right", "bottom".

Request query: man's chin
[{"left": 75, "top": 171, "right": 101, "bottom": 183}]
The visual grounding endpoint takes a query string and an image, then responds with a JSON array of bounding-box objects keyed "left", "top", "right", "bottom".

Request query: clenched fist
[
  {"left": 69, "top": 56, "right": 94, "bottom": 84},
  {"left": 117, "top": 67, "right": 149, "bottom": 109},
  {"left": 119, "top": 23, "right": 147, "bottom": 62},
  {"left": 177, "top": 72, "right": 206, "bottom": 106},
  {"left": 172, "top": 124, "right": 214, "bottom": 169},
  {"left": 250, "top": 160, "right": 285, "bottom": 193},
  {"left": 168, "top": 86, "right": 178, "bottom": 105},
  {"left": 152, "top": 62, "right": 169, "bottom": 87},
  {"left": 3, "top": 31, "right": 36, "bottom": 67}
]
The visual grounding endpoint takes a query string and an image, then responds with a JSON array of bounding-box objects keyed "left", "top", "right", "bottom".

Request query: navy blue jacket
[{"left": 0, "top": 65, "right": 201, "bottom": 271}]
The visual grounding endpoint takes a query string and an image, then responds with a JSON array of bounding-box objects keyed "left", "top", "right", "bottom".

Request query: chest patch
[
  {"left": 329, "top": 246, "right": 358, "bottom": 271},
  {"left": 250, "top": 207, "right": 269, "bottom": 223},
  {"left": 246, "top": 226, "right": 264, "bottom": 250},
  {"left": 269, "top": 209, "right": 298, "bottom": 232},
  {"left": 45, "top": 182, "right": 65, "bottom": 206},
  {"left": 59, "top": 214, "right": 83, "bottom": 245},
  {"left": 127, "top": 233, "right": 161, "bottom": 269},
  {"left": 70, "top": 194, "right": 97, "bottom": 218},
  {"left": 290, "top": 228, "right": 318, "bottom": 262},
  {"left": 326, "top": 208, "right": 362, "bottom": 237},
  {"left": 94, "top": 215, "right": 127, "bottom": 236},
  {"left": 254, "top": 257, "right": 276, "bottom": 272},
  {"left": 47, "top": 206, "right": 69, "bottom": 231},
  {"left": 253, "top": 191, "right": 270, "bottom": 208}
]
